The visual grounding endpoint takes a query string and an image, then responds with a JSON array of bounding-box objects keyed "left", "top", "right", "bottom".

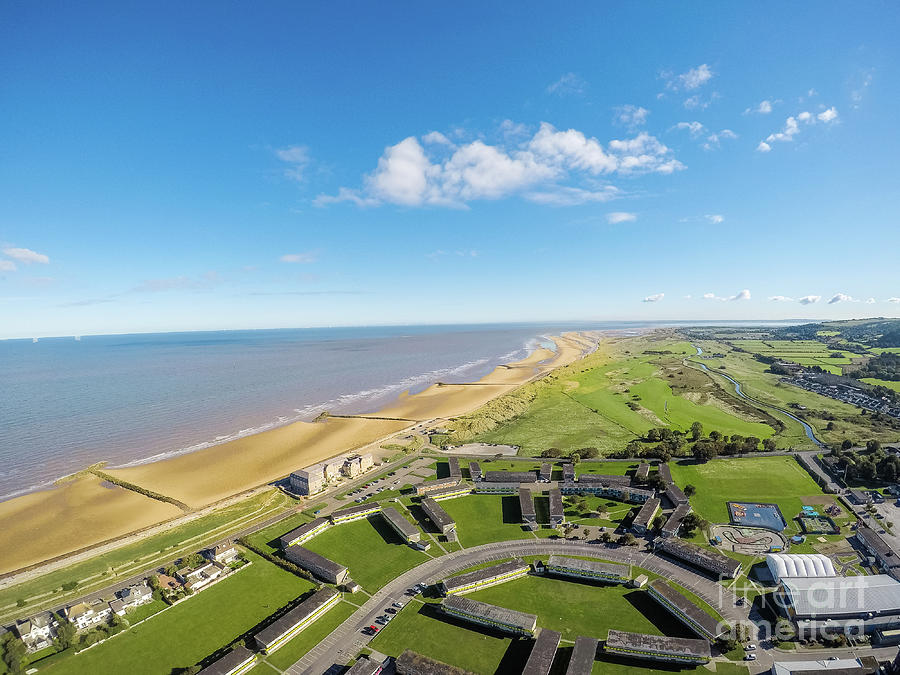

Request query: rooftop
[
  {"left": 283, "top": 546, "right": 347, "bottom": 577},
  {"left": 519, "top": 488, "right": 535, "bottom": 518},
  {"left": 395, "top": 650, "right": 476, "bottom": 675},
  {"left": 766, "top": 553, "right": 837, "bottom": 579},
  {"left": 279, "top": 517, "right": 330, "bottom": 547},
  {"left": 421, "top": 497, "right": 455, "bottom": 530},
  {"left": 856, "top": 525, "right": 900, "bottom": 568},
  {"left": 483, "top": 470, "right": 537, "bottom": 483},
  {"left": 648, "top": 579, "right": 722, "bottom": 638},
  {"left": 548, "top": 488, "right": 563, "bottom": 518},
  {"left": 522, "top": 628, "right": 561, "bottom": 675},
  {"left": 428, "top": 483, "right": 472, "bottom": 499},
  {"left": 665, "top": 483, "right": 688, "bottom": 504},
  {"left": 344, "top": 656, "right": 385, "bottom": 675},
  {"left": 606, "top": 629, "right": 711, "bottom": 658},
  {"left": 547, "top": 555, "right": 629, "bottom": 579},
  {"left": 197, "top": 646, "right": 256, "bottom": 675},
  {"left": 565, "top": 636, "right": 598, "bottom": 675},
  {"left": 657, "top": 463, "right": 672, "bottom": 483},
  {"left": 655, "top": 537, "right": 741, "bottom": 577},
  {"left": 331, "top": 502, "right": 382, "bottom": 520},
  {"left": 577, "top": 473, "right": 630, "bottom": 485},
  {"left": 772, "top": 657, "right": 880, "bottom": 675},
  {"left": 632, "top": 497, "right": 660, "bottom": 528},
  {"left": 441, "top": 559, "right": 529, "bottom": 593},
  {"left": 254, "top": 588, "right": 339, "bottom": 648},
  {"left": 381, "top": 507, "right": 420, "bottom": 539},
  {"left": 781, "top": 575, "right": 900, "bottom": 618},
  {"left": 441, "top": 594, "right": 537, "bottom": 632}
]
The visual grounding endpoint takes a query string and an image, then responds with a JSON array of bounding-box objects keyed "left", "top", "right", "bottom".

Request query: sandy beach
[{"left": 0, "top": 332, "right": 593, "bottom": 575}]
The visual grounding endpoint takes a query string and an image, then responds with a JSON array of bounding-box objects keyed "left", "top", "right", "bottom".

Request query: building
[
  {"left": 604, "top": 630, "right": 711, "bottom": 665},
  {"left": 474, "top": 481, "right": 519, "bottom": 494},
  {"left": 381, "top": 507, "right": 421, "bottom": 544},
  {"left": 414, "top": 478, "right": 461, "bottom": 496},
  {"left": 483, "top": 470, "right": 537, "bottom": 483},
  {"left": 14, "top": 612, "right": 58, "bottom": 652},
  {"left": 578, "top": 473, "right": 630, "bottom": 486},
  {"left": 654, "top": 538, "right": 742, "bottom": 579},
  {"left": 207, "top": 543, "right": 239, "bottom": 565},
  {"left": 330, "top": 502, "right": 382, "bottom": 524},
  {"left": 395, "top": 650, "right": 475, "bottom": 675},
  {"left": 635, "top": 462, "right": 650, "bottom": 482},
  {"left": 657, "top": 463, "right": 672, "bottom": 484},
  {"left": 421, "top": 497, "right": 455, "bottom": 535},
  {"left": 342, "top": 456, "right": 364, "bottom": 478},
  {"left": 660, "top": 503, "right": 692, "bottom": 538},
  {"left": 539, "top": 463, "right": 552, "bottom": 482},
  {"left": 428, "top": 483, "right": 472, "bottom": 501},
  {"left": 631, "top": 497, "right": 660, "bottom": 535},
  {"left": 855, "top": 525, "right": 900, "bottom": 572},
  {"left": 469, "top": 461, "right": 482, "bottom": 482},
  {"left": 560, "top": 481, "right": 653, "bottom": 503},
  {"left": 665, "top": 483, "right": 689, "bottom": 507},
  {"left": 765, "top": 553, "right": 837, "bottom": 581},
  {"left": 176, "top": 560, "right": 224, "bottom": 591},
  {"left": 198, "top": 646, "right": 258, "bottom": 675},
  {"left": 109, "top": 599, "right": 126, "bottom": 616},
  {"left": 253, "top": 588, "right": 340, "bottom": 653},
  {"left": 849, "top": 489, "right": 873, "bottom": 505},
  {"left": 522, "top": 628, "right": 560, "bottom": 675},
  {"left": 520, "top": 487, "right": 537, "bottom": 530},
  {"left": 448, "top": 457, "right": 461, "bottom": 478},
  {"left": 280, "top": 517, "right": 332, "bottom": 548},
  {"left": 565, "top": 637, "right": 598, "bottom": 675},
  {"left": 778, "top": 575, "right": 900, "bottom": 635},
  {"left": 544, "top": 555, "right": 630, "bottom": 584},
  {"left": 289, "top": 466, "right": 325, "bottom": 496},
  {"left": 771, "top": 657, "right": 880, "bottom": 675},
  {"left": 283, "top": 546, "right": 349, "bottom": 584},
  {"left": 440, "top": 559, "right": 530, "bottom": 595},
  {"left": 323, "top": 458, "right": 343, "bottom": 481},
  {"left": 647, "top": 580, "right": 726, "bottom": 641},
  {"left": 440, "top": 595, "right": 537, "bottom": 636},
  {"left": 66, "top": 601, "right": 112, "bottom": 631},
  {"left": 118, "top": 583, "right": 153, "bottom": 609},
  {"left": 548, "top": 488, "right": 564, "bottom": 527},
  {"left": 562, "top": 463, "right": 575, "bottom": 483},
  {"left": 345, "top": 656, "right": 384, "bottom": 675}
]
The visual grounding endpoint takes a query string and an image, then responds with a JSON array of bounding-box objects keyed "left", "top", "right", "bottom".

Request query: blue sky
[{"left": 1, "top": 2, "right": 898, "bottom": 338}]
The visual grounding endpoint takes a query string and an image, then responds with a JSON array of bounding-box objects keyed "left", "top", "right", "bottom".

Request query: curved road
[{"left": 286, "top": 539, "right": 746, "bottom": 675}]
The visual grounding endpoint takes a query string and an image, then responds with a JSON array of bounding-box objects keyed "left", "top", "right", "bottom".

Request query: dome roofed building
[{"left": 765, "top": 553, "right": 837, "bottom": 581}]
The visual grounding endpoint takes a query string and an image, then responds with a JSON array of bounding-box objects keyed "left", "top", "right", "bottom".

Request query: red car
[{"left": 369, "top": 625, "right": 379, "bottom": 632}]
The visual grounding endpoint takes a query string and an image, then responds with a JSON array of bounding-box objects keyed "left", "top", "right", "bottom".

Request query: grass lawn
[
  {"left": 244, "top": 510, "right": 311, "bottom": 555},
  {"left": 43, "top": 553, "right": 312, "bottom": 675},
  {"left": 669, "top": 456, "right": 828, "bottom": 526},
  {"left": 862, "top": 378, "right": 900, "bottom": 393},
  {"left": 263, "top": 600, "right": 357, "bottom": 670},
  {"left": 438, "top": 495, "right": 533, "bottom": 548},
  {"left": 303, "top": 515, "right": 430, "bottom": 592}
]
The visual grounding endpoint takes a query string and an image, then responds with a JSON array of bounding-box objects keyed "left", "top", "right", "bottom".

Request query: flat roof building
[
  {"left": 562, "top": 463, "right": 575, "bottom": 483},
  {"left": 381, "top": 507, "right": 421, "bottom": 544},
  {"left": 483, "top": 470, "right": 537, "bottom": 483},
  {"left": 468, "top": 461, "right": 482, "bottom": 482},
  {"left": 779, "top": 575, "right": 900, "bottom": 631},
  {"left": 522, "top": 629, "right": 560, "bottom": 675},
  {"left": 647, "top": 579, "right": 726, "bottom": 641},
  {"left": 447, "top": 457, "right": 461, "bottom": 478},
  {"left": 440, "top": 595, "right": 537, "bottom": 636},
  {"left": 539, "top": 463, "right": 552, "bottom": 482},
  {"left": 855, "top": 525, "right": 900, "bottom": 571},
  {"left": 654, "top": 537, "right": 742, "bottom": 579},
  {"left": 283, "top": 546, "right": 349, "bottom": 585},
  {"left": 565, "top": 637, "right": 598, "bottom": 675},
  {"left": 395, "top": 650, "right": 476, "bottom": 675},
  {"left": 544, "top": 555, "right": 630, "bottom": 584},
  {"left": 197, "top": 646, "right": 258, "bottom": 675},
  {"left": 428, "top": 483, "right": 472, "bottom": 501},
  {"left": 665, "top": 483, "right": 689, "bottom": 507},
  {"left": 289, "top": 467, "right": 325, "bottom": 496},
  {"left": 421, "top": 497, "right": 455, "bottom": 535},
  {"left": 344, "top": 656, "right": 384, "bottom": 675},
  {"left": 548, "top": 488, "right": 564, "bottom": 527},
  {"left": 440, "top": 559, "right": 530, "bottom": 595},
  {"left": 657, "top": 463, "right": 672, "bottom": 484},
  {"left": 519, "top": 487, "right": 537, "bottom": 530},
  {"left": 635, "top": 462, "right": 650, "bottom": 482},
  {"left": 577, "top": 473, "right": 630, "bottom": 485},
  {"left": 330, "top": 502, "right": 382, "bottom": 524},
  {"left": 279, "top": 517, "right": 332, "bottom": 549},
  {"left": 604, "top": 630, "right": 711, "bottom": 665},
  {"left": 253, "top": 587, "right": 340, "bottom": 654},
  {"left": 771, "top": 657, "right": 880, "bottom": 675},
  {"left": 414, "top": 478, "right": 462, "bottom": 496},
  {"left": 474, "top": 481, "right": 519, "bottom": 494},
  {"left": 560, "top": 482, "right": 653, "bottom": 503},
  {"left": 631, "top": 497, "right": 660, "bottom": 535},
  {"left": 661, "top": 503, "right": 692, "bottom": 538}
]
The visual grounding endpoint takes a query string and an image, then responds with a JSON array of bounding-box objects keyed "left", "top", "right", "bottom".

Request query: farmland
[{"left": 729, "top": 338, "right": 865, "bottom": 375}]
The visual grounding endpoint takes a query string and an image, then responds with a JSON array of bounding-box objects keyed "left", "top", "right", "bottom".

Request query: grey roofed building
[
  {"left": 395, "top": 649, "right": 476, "bottom": 675},
  {"left": 414, "top": 477, "right": 462, "bottom": 495},
  {"left": 440, "top": 594, "right": 537, "bottom": 635},
  {"left": 468, "top": 461, "right": 482, "bottom": 481},
  {"left": 855, "top": 524, "right": 900, "bottom": 570},
  {"left": 519, "top": 487, "right": 537, "bottom": 530},
  {"left": 197, "top": 646, "right": 257, "bottom": 675},
  {"left": 665, "top": 483, "right": 689, "bottom": 507},
  {"left": 635, "top": 462, "right": 650, "bottom": 481},
  {"left": 771, "top": 657, "right": 880, "bottom": 675},
  {"left": 631, "top": 497, "right": 660, "bottom": 534},
  {"left": 548, "top": 488, "right": 564, "bottom": 526},
  {"left": 577, "top": 473, "right": 630, "bottom": 485},
  {"left": 545, "top": 555, "right": 630, "bottom": 583},
  {"left": 604, "top": 630, "right": 711, "bottom": 664},
  {"left": 448, "top": 457, "right": 461, "bottom": 478},
  {"left": 661, "top": 503, "right": 692, "bottom": 538},
  {"left": 483, "top": 470, "right": 538, "bottom": 483},
  {"left": 283, "top": 546, "right": 348, "bottom": 584},
  {"left": 522, "top": 628, "right": 561, "bottom": 675},
  {"left": 344, "top": 656, "right": 384, "bottom": 675},
  {"left": 440, "top": 559, "right": 530, "bottom": 595},
  {"left": 779, "top": 575, "right": 900, "bottom": 620},
  {"left": 253, "top": 587, "right": 340, "bottom": 653},
  {"left": 654, "top": 537, "right": 742, "bottom": 579},
  {"left": 428, "top": 483, "right": 472, "bottom": 500},
  {"left": 657, "top": 463, "right": 672, "bottom": 484},
  {"left": 421, "top": 497, "right": 455, "bottom": 534},
  {"left": 382, "top": 507, "right": 421, "bottom": 543},
  {"left": 279, "top": 517, "right": 331, "bottom": 548},
  {"left": 539, "top": 462, "right": 552, "bottom": 481},
  {"left": 565, "top": 636, "right": 598, "bottom": 675},
  {"left": 848, "top": 489, "right": 873, "bottom": 505},
  {"left": 330, "top": 502, "right": 382, "bottom": 523},
  {"left": 647, "top": 579, "right": 725, "bottom": 641},
  {"left": 562, "top": 463, "right": 575, "bottom": 482}
]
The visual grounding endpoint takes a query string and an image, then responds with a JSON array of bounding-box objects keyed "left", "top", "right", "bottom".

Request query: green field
[
  {"left": 438, "top": 495, "right": 533, "bottom": 547},
  {"left": 303, "top": 515, "right": 430, "bottom": 592},
  {"left": 263, "top": 600, "right": 357, "bottom": 670},
  {"left": 44, "top": 552, "right": 312, "bottom": 675},
  {"left": 668, "top": 456, "right": 827, "bottom": 526},
  {"left": 862, "top": 378, "right": 900, "bottom": 393}
]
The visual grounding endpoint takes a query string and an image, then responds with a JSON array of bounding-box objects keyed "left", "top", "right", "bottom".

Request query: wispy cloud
[
  {"left": 606, "top": 212, "right": 637, "bottom": 224},
  {"left": 865, "top": 298, "right": 876, "bottom": 304},
  {"left": 705, "top": 214, "right": 724, "bottom": 224},
  {"left": 674, "top": 121, "right": 706, "bottom": 138},
  {"left": 274, "top": 145, "right": 310, "bottom": 182},
  {"left": 664, "top": 64, "right": 714, "bottom": 91},
  {"left": 758, "top": 107, "right": 839, "bottom": 152},
  {"left": 704, "top": 289, "right": 751, "bottom": 301},
  {"left": 546, "top": 72, "right": 587, "bottom": 97},
  {"left": 3, "top": 247, "right": 50, "bottom": 264},
  {"left": 769, "top": 295, "right": 794, "bottom": 302},
  {"left": 614, "top": 105, "right": 649, "bottom": 130},
  {"left": 642, "top": 293, "right": 664, "bottom": 303},
  {"left": 798, "top": 295, "right": 821, "bottom": 305},
  {"left": 744, "top": 99, "right": 774, "bottom": 115},
  {"left": 888, "top": 297, "right": 900, "bottom": 304},
  {"left": 280, "top": 252, "right": 318, "bottom": 264},
  {"left": 0, "top": 260, "right": 16, "bottom": 272},
  {"left": 248, "top": 290, "right": 368, "bottom": 296}
]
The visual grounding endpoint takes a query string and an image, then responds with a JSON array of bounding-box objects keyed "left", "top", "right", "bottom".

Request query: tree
[
  {"left": 693, "top": 443, "right": 717, "bottom": 463},
  {"left": 541, "top": 448, "right": 561, "bottom": 458},
  {"left": 1, "top": 634, "right": 27, "bottom": 675},
  {"left": 579, "top": 447, "right": 599, "bottom": 459},
  {"left": 617, "top": 533, "right": 636, "bottom": 546},
  {"left": 841, "top": 439, "right": 853, "bottom": 450},
  {"left": 569, "top": 452, "right": 581, "bottom": 465},
  {"left": 147, "top": 575, "right": 160, "bottom": 591},
  {"left": 684, "top": 484, "right": 697, "bottom": 498},
  {"left": 652, "top": 514, "right": 667, "bottom": 532},
  {"left": 165, "top": 564, "right": 178, "bottom": 578},
  {"left": 680, "top": 513, "right": 708, "bottom": 537},
  {"left": 582, "top": 528, "right": 592, "bottom": 540},
  {"left": 690, "top": 422, "right": 703, "bottom": 442},
  {"left": 867, "top": 440, "right": 882, "bottom": 452},
  {"left": 709, "top": 430, "right": 722, "bottom": 441},
  {"left": 599, "top": 532, "right": 612, "bottom": 543},
  {"left": 183, "top": 552, "right": 204, "bottom": 569},
  {"left": 55, "top": 618, "right": 76, "bottom": 651}
]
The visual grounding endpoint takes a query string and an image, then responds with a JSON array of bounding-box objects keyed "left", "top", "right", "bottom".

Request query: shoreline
[{"left": 0, "top": 331, "right": 596, "bottom": 575}]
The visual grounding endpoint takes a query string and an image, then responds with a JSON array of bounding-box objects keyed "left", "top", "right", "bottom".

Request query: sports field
[
  {"left": 303, "top": 515, "right": 430, "bottom": 592},
  {"left": 43, "top": 553, "right": 311, "bottom": 675}
]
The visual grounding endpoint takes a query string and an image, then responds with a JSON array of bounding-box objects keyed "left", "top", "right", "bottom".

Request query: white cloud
[
  {"left": 732, "top": 289, "right": 751, "bottom": 301},
  {"left": 274, "top": 145, "right": 310, "bottom": 182},
  {"left": 703, "top": 129, "right": 737, "bottom": 150},
  {"left": 683, "top": 95, "right": 710, "bottom": 110},
  {"left": 744, "top": 100, "right": 774, "bottom": 115},
  {"left": 798, "top": 295, "right": 821, "bottom": 305},
  {"left": 817, "top": 107, "right": 839, "bottom": 123},
  {"left": 643, "top": 293, "right": 664, "bottom": 303},
  {"left": 614, "top": 105, "right": 650, "bottom": 130},
  {"left": 674, "top": 121, "right": 706, "bottom": 138},
  {"left": 280, "top": 252, "right": 318, "bottom": 264},
  {"left": 318, "top": 123, "right": 684, "bottom": 208},
  {"left": 759, "top": 107, "right": 838, "bottom": 152},
  {"left": 546, "top": 72, "right": 587, "bottom": 96},
  {"left": 865, "top": 297, "right": 876, "bottom": 304},
  {"left": 667, "top": 64, "right": 713, "bottom": 91},
  {"left": 769, "top": 295, "right": 794, "bottom": 302},
  {"left": 705, "top": 214, "right": 724, "bottom": 224},
  {"left": 499, "top": 119, "right": 529, "bottom": 139},
  {"left": 756, "top": 142, "right": 772, "bottom": 153},
  {"left": 852, "top": 70, "right": 874, "bottom": 108},
  {"left": 703, "top": 289, "right": 750, "bottom": 301},
  {"left": 422, "top": 131, "right": 453, "bottom": 146},
  {"left": 0, "top": 260, "right": 16, "bottom": 272},
  {"left": 888, "top": 297, "right": 900, "bottom": 304},
  {"left": 3, "top": 247, "right": 50, "bottom": 264},
  {"left": 607, "top": 212, "right": 637, "bottom": 224},
  {"left": 828, "top": 293, "right": 853, "bottom": 304}
]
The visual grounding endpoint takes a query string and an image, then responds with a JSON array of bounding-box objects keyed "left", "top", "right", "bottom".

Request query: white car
[{"left": 746, "top": 644, "right": 756, "bottom": 650}]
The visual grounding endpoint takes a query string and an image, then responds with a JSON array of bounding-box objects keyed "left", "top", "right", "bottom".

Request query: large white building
[{"left": 765, "top": 553, "right": 837, "bottom": 581}]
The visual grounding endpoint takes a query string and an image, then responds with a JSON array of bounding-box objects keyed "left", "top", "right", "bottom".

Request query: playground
[
  {"left": 711, "top": 524, "right": 787, "bottom": 555},
  {"left": 797, "top": 504, "right": 840, "bottom": 534},
  {"left": 728, "top": 501, "right": 787, "bottom": 532}
]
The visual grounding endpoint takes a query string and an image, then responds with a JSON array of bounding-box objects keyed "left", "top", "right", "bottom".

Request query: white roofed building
[{"left": 766, "top": 553, "right": 837, "bottom": 581}]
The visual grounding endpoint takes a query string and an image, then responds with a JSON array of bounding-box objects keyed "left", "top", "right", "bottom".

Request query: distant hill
[{"left": 774, "top": 318, "right": 900, "bottom": 348}]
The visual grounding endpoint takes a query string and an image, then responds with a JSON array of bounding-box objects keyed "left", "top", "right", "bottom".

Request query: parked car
[
  {"left": 746, "top": 644, "right": 756, "bottom": 650},
  {"left": 744, "top": 654, "right": 757, "bottom": 661},
  {"left": 392, "top": 602, "right": 403, "bottom": 608},
  {"left": 386, "top": 608, "right": 397, "bottom": 614}
]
